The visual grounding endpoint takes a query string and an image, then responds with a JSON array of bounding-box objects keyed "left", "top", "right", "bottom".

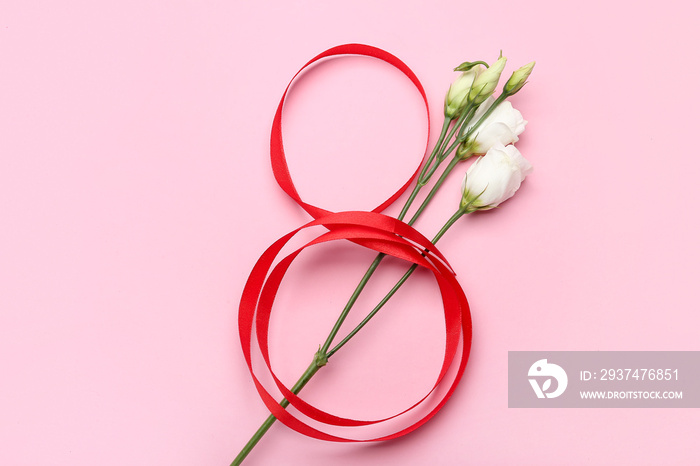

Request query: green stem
[
  {"left": 420, "top": 132, "right": 465, "bottom": 183},
  {"left": 327, "top": 208, "right": 465, "bottom": 357},
  {"left": 439, "top": 106, "right": 473, "bottom": 160},
  {"left": 324, "top": 151, "right": 465, "bottom": 361},
  {"left": 419, "top": 105, "right": 473, "bottom": 185},
  {"left": 326, "top": 95, "right": 506, "bottom": 357},
  {"left": 443, "top": 106, "right": 475, "bottom": 154},
  {"left": 419, "top": 118, "right": 452, "bottom": 182},
  {"left": 459, "top": 93, "right": 507, "bottom": 141},
  {"left": 325, "top": 94, "right": 513, "bottom": 359},
  {"left": 319, "top": 115, "right": 452, "bottom": 355},
  {"left": 231, "top": 360, "right": 321, "bottom": 466},
  {"left": 397, "top": 184, "right": 421, "bottom": 224},
  {"left": 421, "top": 92, "right": 508, "bottom": 184},
  {"left": 319, "top": 253, "right": 384, "bottom": 354},
  {"left": 408, "top": 155, "right": 462, "bottom": 226}
]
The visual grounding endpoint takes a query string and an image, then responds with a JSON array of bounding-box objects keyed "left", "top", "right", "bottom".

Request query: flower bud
[
  {"left": 468, "top": 56, "right": 507, "bottom": 106},
  {"left": 460, "top": 143, "right": 533, "bottom": 212},
  {"left": 504, "top": 61, "right": 535, "bottom": 96},
  {"left": 444, "top": 66, "right": 483, "bottom": 119}
]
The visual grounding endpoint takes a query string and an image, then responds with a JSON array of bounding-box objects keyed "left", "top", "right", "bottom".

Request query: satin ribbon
[
  {"left": 240, "top": 44, "right": 472, "bottom": 441},
  {"left": 270, "top": 43, "right": 430, "bottom": 219}
]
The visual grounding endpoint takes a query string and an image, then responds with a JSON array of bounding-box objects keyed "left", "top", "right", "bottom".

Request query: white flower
[
  {"left": 444, "top": 66, "right": 484, "bottom": 119},
  {"left": 460, "top": 143, "right": 533, "bottom": 211},
  {"left": 465, "top": 96, "right": 527, "bottom": 154}
]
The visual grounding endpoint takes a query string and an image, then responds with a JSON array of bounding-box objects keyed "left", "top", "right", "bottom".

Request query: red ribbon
[
  {"left": 270, "top": 43, "right": 430, "bottom": 219},
  {"left": 240, "top": 44, "right": 472, "bottom": 441}
]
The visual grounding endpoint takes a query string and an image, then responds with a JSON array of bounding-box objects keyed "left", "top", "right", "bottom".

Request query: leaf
[{"left": 542, "top": 379, "right": 552, "bottom": 392}]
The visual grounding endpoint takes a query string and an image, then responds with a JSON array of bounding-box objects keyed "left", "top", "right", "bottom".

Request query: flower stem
[
  {"left": 420, "top": 118, "right": 452, "bottom": 182},
  {"left": 327, "top": 208, "right": 465, "bottom": 357},
  {"left": 324, "top": 94, "right": 513, "bottom": 355},
  {"left": 319, "top": 253, "right": 384, "bottom": 354},
  {"left": 408, "top": 155, "right": 462, "bottom": 226},
  {"left": 440, "top": 106, "right": 475, "bottom": 157},
  {"left": 231, "top": 360, "right": 321, "bottom": 466},
  {"left": 459, "top": 93, "right": 507, "bottom": 141},
  {"left": 327, "top": 153, "right": 467, "bottom": 358},
  {"left": 319, "top": 115, "right": 452, "bottom": 355},
  {"left": 419, "top": 106, "right": 473, "bottom": 185}
]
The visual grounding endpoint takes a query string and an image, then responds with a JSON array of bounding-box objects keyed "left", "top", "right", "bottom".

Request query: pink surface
[{"left": 1, "top": 1, "right": 699, "bottom": 465}]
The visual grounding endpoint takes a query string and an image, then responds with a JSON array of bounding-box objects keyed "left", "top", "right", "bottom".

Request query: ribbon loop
[
  {"left": 270, "top": 44, "right": 431, "bottom": 219},
  {"left": 239, "top": 211, "right": 472, "bottom": 441}
]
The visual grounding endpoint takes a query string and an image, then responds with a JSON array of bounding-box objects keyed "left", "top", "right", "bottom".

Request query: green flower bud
[
  {"left": 468, "top": 56, "right": 507, "bottom": 106},
  {"left": 444, "top": 66, "right": 483, "bottom": 119},
  {"left": 504, "top": 61, "right": 535, "bottom": 96}
]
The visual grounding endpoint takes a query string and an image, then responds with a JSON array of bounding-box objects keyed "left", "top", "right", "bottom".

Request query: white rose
[
  {"left": 460, "top": 143, "right": 533, "bottom": 211},
  {"left": 466, "top": 96, "right": 527, "bottom": 154},
  {"left": 444, "top": 66, "right": 484, "bottom": 119}
]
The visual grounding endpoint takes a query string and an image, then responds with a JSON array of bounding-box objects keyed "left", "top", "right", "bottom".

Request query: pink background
[{"left": 1, "top": 1, "right": 698, "bottom": 464}]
